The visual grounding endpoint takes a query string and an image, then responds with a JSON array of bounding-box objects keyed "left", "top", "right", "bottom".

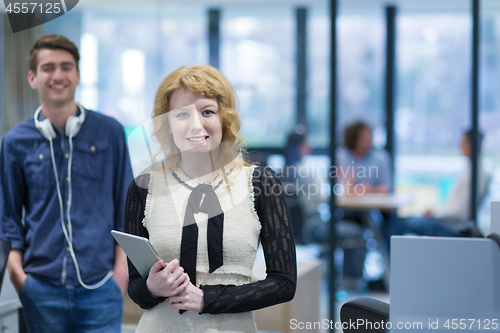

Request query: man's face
[{"left": 28, "top": 48, "right": 80, "bottom": 108}]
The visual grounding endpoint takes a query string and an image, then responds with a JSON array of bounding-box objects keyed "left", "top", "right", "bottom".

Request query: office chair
[
  {"left": 304, "top": 214, "right": 366, "bottom": 249},
  {"left": 302, "top": 213, "right": 370, "bottom": 291},
  {"left": 304, "top": 207, "right": 392, "bottom": 290},
  {"left": 340, "top": 297, "right": 389, "bottom": 333}
]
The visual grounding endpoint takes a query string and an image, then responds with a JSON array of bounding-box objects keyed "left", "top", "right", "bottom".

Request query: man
[{"left": 0, "top": 34, "right": 133, "bottom": 332}]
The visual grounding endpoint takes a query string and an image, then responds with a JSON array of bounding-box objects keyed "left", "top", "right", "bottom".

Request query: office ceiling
[{"left": 76, "top": 0, "right": 500, "bottom": 14}]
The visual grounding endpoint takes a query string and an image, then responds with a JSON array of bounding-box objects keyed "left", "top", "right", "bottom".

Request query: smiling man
[{"left": 0, "top": 34, "right": 133, "bottom": 332}]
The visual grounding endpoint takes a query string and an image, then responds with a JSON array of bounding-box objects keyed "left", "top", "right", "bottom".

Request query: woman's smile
[{"left": 187, "top": 135, "right": 209, "bottom": 145}]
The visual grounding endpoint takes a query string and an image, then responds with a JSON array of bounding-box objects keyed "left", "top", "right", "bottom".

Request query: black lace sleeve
[
  {"left": 125, "top": 174, "right": 167, "bottom": 309},
  {"left": 201, "top": 166, "right": 297, "bottom": 314}
]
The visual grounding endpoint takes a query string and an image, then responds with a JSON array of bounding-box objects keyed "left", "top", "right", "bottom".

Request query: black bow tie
[{"left": 180, "top": 184, "right": 224, "bottom": 288}]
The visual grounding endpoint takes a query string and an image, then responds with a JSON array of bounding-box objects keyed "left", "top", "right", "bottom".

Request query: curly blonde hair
[{"left": 151, "top": 64, "right": 247, "bottom": 170}]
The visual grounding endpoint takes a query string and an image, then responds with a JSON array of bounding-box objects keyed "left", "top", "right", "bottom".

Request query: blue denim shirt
[{"left": 0, "top": 109, "right": 133, "bottom": 287}]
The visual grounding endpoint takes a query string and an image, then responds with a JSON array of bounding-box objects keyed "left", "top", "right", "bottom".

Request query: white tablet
[{"left": 111, "top": 230, "right": 160, "bottom": 278}]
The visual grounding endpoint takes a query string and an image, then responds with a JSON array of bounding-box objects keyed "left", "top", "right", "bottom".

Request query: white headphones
[{"left": 34, "top": 104, "right": 86, "bottom": 140}]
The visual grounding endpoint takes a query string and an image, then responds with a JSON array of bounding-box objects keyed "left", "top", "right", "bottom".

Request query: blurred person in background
[
  {"left": 334, "top": 120, "right": 392, "bottom": 289},
  {"left": 309, "top": 121, "right": 393, "bottom": 290},
  {"left": 386, "top": 130, "right": 489, "bottom": 239},
  {"left": 281, "top": 124, "right": 312, "bottom": 244},
  {"left": 284, "top": 124, "right": 310, "bottom": 171},
  {"left": 337, "top": 120, "right": 392, "bottom": 195}
]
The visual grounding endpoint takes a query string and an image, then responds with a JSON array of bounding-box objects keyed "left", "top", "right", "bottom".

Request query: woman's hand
[
  {"left": 146, "top": 259, "right": 190, "bottom": 298},
  {"left": 169, "top": 282, "right": 204, "bottom": 313}
]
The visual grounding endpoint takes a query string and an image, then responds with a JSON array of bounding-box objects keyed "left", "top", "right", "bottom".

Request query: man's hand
[
  {"left": 113, "top": 245, "right": 128, "bottom": 293},
  {"left": 146, "top": 259, "right": 189, "bottom": 299},
  {"left": 169, "top": 282, "right": 204, "bottom": 313},
  {"left": 7, "top": 249, "right": 27, "bottom": 294}
]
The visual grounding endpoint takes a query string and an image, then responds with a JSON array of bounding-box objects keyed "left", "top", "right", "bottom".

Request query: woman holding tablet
[{"left": 124, "top": 64, "right": 296, "bottom": 332}]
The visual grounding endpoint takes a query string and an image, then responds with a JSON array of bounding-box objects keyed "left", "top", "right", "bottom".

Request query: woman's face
[
  {"left": 460, "top": 134, "right": 472, "bottom": 158},
  {"left": 167, "top": 87, "right": 223, "bottom": 153},
  {"left": 355, "top": 127, "right": 373, "bottom": 156}
]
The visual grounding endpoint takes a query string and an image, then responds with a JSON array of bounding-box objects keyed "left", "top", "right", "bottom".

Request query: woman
[
  {"left": 335, "top": 121, "right": 392, "bottom": 285},
  {"left": 125, "top": 64, "right": 296, "bottom": 332},
  {"left": 337, "top": 120, "right": 391, "bottom": 194}
]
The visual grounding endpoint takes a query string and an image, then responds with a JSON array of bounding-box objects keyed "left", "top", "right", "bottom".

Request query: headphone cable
[{"left": 49, "top": 133, "right": 113, "bottom": 290}]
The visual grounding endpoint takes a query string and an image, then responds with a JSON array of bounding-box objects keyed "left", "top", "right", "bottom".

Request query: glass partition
[
  {"left": 71, "top": 3, "right": 207, "bottom": 131},
  {"left": 220, "top": 3, "right": 295, "bottom": 147},
  {"left": 395, "top": 4, "right": 472, "bottom": 217},
  {"left": 479, "top": 0, "right": 500, "bottom": 231},
  {"left": 308, "top": 3, "right": 385, "bottom": 149}
]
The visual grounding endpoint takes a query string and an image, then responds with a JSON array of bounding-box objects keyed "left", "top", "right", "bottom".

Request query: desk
[
  {"left": 336, "top": 193, "right": 412, "bottom": 289},
  {"left": 337, "top": 193, "right": 412, "bottom": 211}
]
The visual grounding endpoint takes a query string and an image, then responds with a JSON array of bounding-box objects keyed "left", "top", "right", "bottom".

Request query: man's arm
[
  {"left": 110, "top": 122, "right": 133, "bottom": 293},
  {"left": 7, "top": 249, "right": 27, "bottom": 294},
  {"left": 1, "top": 137, "right": 28, "bottom": 295},
  {"left": 113, "top": 245, "right": 127, "bottom": 293},
  {"left": 112, "top": 123, "right": 134, "bottom": 233}
]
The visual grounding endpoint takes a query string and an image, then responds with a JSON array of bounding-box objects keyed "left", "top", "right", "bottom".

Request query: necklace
[{"left": 172, "top": 169, "right": 225, "bottom": 191}]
